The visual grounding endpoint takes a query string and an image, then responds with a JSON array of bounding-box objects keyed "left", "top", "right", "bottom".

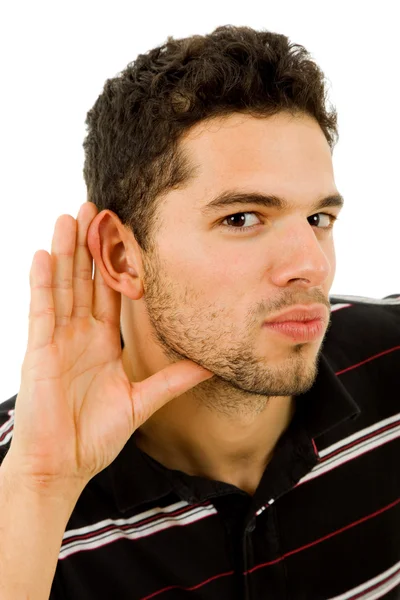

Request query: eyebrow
[{"left": 201, "top": 190, "right": 345, "bottom": 216}]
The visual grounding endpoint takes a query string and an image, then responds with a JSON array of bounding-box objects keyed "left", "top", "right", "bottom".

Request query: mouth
[{"left": 263, "top": 318, "right": 326, "bottom": 342}]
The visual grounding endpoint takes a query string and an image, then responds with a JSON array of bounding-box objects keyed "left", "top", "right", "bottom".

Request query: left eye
[{"left": 220, "top": 212, "right": 338, "bottom": 234}]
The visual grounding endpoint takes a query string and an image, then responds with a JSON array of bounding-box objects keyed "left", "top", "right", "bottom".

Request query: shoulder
[
  {"left": 329, "top": 292, "right": 400, "bottom": 327},
  {"left": 327, "top": 292, "right": 400, "bottom": 354},
  {"left": 324, "top": 292, "right": 400, "bottom": 427}
]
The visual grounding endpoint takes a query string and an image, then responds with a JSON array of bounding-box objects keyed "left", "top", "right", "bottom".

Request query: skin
[{"left": 87, "top": 111, "right": 342, "bottom": 495}]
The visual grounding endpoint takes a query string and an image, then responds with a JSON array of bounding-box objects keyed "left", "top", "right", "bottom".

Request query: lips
[
  {"left": 265, "top": 304, "right": 327, "bottom": 323},
  {"left": 264, "top": 318, "right": 326, "bottom": 342}
]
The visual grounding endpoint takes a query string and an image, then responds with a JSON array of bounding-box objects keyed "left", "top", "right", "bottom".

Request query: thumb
[{"left": 131, "top": 360, "right": 214, "bottom": 427}]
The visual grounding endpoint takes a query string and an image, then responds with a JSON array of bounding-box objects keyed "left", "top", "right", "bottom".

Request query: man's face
[{"left": 138, "top": 112, "right": 341, "bottom": 399}]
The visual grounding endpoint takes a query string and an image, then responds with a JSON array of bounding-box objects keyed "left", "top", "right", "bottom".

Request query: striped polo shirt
[{"left": 1, "top": 293, "right": 399, "bottom": 599}]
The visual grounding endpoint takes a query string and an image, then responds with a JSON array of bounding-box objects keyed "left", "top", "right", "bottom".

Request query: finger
[
  {"left": 51, "top": 215, "right": 77, "bottom": 327},
  {"left": 27, "top": 250, "right": 56, "bottom": 353},
  {"left": 71, "top": 202, "right": 98, "bottom": 319}
]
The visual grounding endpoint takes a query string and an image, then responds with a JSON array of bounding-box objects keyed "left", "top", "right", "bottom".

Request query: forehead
[{"left": 179, "top": 112, "right": 335, "bottom": 197}]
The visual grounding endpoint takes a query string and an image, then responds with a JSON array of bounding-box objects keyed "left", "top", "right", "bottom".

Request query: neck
[{"left": 134, "top": 381, "right": 295, "bottom": 495}]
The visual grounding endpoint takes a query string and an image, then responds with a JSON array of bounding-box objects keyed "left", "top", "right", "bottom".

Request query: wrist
[{"left": 1, "top": 452, "right": 85, "bottom": 509}]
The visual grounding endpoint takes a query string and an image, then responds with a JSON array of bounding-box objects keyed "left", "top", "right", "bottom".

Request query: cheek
[
  {"left": 326, "top": 243, "right": 336, "bottom": 282},
  {"left": 165, "top": 241, "right": 254, "bottom": 297}
]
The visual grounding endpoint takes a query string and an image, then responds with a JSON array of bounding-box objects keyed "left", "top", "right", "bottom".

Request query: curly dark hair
[{"left": 83, "top": 24, "right": 338, "bottom": 255}]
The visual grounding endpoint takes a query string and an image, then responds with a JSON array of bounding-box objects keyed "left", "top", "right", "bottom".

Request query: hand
[{"left": 6, "top": 202, "right": 214, "bottom": 494}]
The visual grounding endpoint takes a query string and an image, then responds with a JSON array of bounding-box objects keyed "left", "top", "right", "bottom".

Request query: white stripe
[
  {"left": 69, "top": 419, "right": 395, "bottom": 552},
  {"left": 330, "top": 302, "right": 353, "bottom": 312},
  {"left": 318, "top": 413, "right": 400, "bottom": 458},
  {"left": 60, "top": 502, "right": 217, "bottom": 559},
  {"left": 0, "top": 410, "right": 15, "bottom": 446},
  {"left": 330, "top": 294, "right": 400, "bottom": 305},
  {"left": 307, "top": 426, "right": 400, "bottom": 482},
  {"left": 63, "top": 500, "right": 189, "bottom": 539},
  {"left": 63, "top": 503, "right": 213, "bottom": 552},
  {"left": 0, "top": 428, "right": 14, "bottom": 446},
  {"left": 301, "top": 415, "right": 400, "bottom": 484},
  {"left": 327, "top": 558, "right": 400, "bottom": 599},
  {"left": 62, "top": 415, "right": 399, "bottom": 558}
]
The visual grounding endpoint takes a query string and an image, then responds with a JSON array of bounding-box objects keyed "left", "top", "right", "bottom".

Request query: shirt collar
[
  {"left": 100, "top": 351, "right": 360, "bottom": 514},
  {"left": 296, "top": 351, "right": 361, "bottom": 440}
]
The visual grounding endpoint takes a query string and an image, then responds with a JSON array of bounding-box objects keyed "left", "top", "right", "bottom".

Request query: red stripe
[
  {"left": 0, "top": 422, "right": 13, "bottom": 443},
  {"left": 62, "top": 501, "right": 213, "bottom": 546},
  {"left": 247, "top": 496, "right": 400, "bottom": 575},
  {"left": 59, "top": 511, "right": 216, "bottom": 561},
  {"left": 137, "top": 498, "right": 400, "bottom": 598},
  {"left": 336, "top": 345, "right": 400, "bottom": 376},
  {"left": 139, "top": 569, "right": 234, "bottom": 600},
  {"left": 267, "top": 414, "right": 398, "bottom": 504},
  {"left": 350, "top": 564, "right": 400, "bottom": 600},
  {"left": 322, "top": 419, "right": 399, "bottom": 462},
  {"left": 311, "top": 438, "right": 319, "bottom": 458}
]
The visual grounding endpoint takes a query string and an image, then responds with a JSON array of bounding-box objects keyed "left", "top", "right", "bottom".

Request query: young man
[{"left": 1, "top": 24, "right": 399, "bottom": 600}]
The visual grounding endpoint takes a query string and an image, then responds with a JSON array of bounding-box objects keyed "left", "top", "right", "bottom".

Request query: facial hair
[{"left": 141, "top": 248, "right": 329, "bottom": 420}]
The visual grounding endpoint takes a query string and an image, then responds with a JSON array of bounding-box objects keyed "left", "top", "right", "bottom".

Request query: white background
[{"left": 0, "top": 1, "right": 399, "bottom": 401}]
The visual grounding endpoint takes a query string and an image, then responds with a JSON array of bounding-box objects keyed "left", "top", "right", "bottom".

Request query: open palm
[{"left": 9, "top": 202, "right": 213, "bottom": 491}]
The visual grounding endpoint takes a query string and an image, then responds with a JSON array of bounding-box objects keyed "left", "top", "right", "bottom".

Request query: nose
[{"left": 267, "top": 217, "right": 333, "bottom": 288}]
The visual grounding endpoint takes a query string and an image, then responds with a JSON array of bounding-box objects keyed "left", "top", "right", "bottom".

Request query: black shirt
[{"left": 1, "top": 293, "right": 399, "bottom": 599}]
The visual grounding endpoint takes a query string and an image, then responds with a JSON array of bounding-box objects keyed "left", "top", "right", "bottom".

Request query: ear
[{"left": 87, "top": 209, "right": 144, "bottom": 300}]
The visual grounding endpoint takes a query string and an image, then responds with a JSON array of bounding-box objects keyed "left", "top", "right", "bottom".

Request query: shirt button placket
[{"left": 242, "top": 517, "right": 256, "bottom": 599}]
